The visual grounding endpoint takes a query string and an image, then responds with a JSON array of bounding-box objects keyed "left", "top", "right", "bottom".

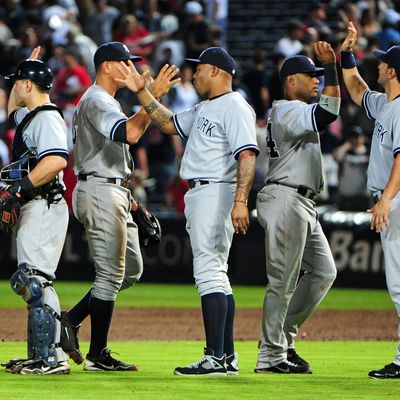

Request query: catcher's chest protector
[{"left": 11, "top": 104, "right": 64, "bottom": 162}]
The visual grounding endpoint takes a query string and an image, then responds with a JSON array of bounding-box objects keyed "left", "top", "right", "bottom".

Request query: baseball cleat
[
  {"left": 84, "top": 348, "right": 138, "bottom": 372},
  {"left": 225, "top": 352, "right": 239, "bottom": 375},
  {"left": 19, "top": 360, "right": 70, "bottom": 375},
  {"left": 254, "top": 360, "right": 312, "bottom": 374},
  {"left": 59, "top": 311, "right": 84, "bottom": 365},
  {"left": 368, "top": 363, "right": 400, "bottom": 379},
  {"left": 174, "top": 347, "right": 227, "bottom": 376},
  {"left": 287, "top": 349, "right": 311, "bottom": 370}
]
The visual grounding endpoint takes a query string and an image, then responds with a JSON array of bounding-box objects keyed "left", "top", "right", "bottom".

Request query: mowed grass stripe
[
  {"left": 0, "top": 341, "right": 398, "bottom": 400},
  {"left": 0, "top": 281, "right": 394, "bottom": 310}
]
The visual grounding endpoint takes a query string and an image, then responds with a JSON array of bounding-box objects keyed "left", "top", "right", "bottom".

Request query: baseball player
[
  {"left": 122, "top": 47, "right": 259, "bottom": 376},
  {"left": 255, "top": 43, "right": 340, "bottom": 374},
  {"left": 341, "top": 22, "right": 400, "bottom": 379},
  {"left": 1, "top": 48, "right": 70, "bottom": 374},
  {"left": 61, "top": 42, "right": 179, "bottom": 371}
]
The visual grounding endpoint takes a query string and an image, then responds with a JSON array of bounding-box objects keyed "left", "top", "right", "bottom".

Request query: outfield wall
[{"left": 0, "top": 208, "right": 386, "bottom": 288}]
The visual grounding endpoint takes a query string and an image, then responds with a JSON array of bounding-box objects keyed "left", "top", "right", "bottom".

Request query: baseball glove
[
  {"left": 131, "top": 202, "right": 162, "bottom": 247},
  {"left": 0, "top": 185, "right": 20, "bottom": 231}
]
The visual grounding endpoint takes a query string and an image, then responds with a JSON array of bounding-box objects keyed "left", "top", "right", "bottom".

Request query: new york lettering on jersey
[
  {"left": 373, "top": 121, "right": 387, "bottom": 143},
  {"left": 196, "top": 116, "right": 216, "bottom": 137}
]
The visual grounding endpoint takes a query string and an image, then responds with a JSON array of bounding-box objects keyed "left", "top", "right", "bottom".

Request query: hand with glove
[
  {"left": 0, "top": 185, "right": 21, "bottom": 230},
  {"left": 131, "top": 202, "right": 162, "bottom": 247}
]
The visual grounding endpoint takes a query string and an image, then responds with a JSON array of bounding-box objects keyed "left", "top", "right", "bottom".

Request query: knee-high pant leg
[
  {"left": 15, "top": 198, "right": 69, "bottom": 362},
  {"left": 73, "top": 180, "right": 131, "bottom": 301},
  {"left": 256, "top": 186, "right": 335, "bottom": 367},
  {"left": 283, "top": 222, "right": 336, "bottom": 348},
  {"left": 380, "top": 203, "right": 400, "bottom": 364}
]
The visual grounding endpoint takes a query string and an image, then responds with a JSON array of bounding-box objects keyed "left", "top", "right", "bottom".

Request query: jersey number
[
  {"left": 266, "top": 122, "right": 280, "bottom": 158},
  {"left": 72, "top": 113, "right": 77, "bottom": 144}
]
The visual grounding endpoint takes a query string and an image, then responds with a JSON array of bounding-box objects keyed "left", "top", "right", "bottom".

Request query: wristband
[
  {"left": 340, "top": 51, "right": 357, "bottom": 69},
  {"left": 12, "top": 175, "right": 34, "bottom": 194},
  {"left": 323, "top": 63, "right": 339, "bottom": 86}
]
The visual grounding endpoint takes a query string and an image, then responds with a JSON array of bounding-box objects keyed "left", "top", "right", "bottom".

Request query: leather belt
[
  {"left": 188, "top": 179, "right": 211, "bottom": 189},
  {"left": 267, "top": 181, "right": 318, "bottom": 201},
  {"left": 78, "top": 174, "right": 130, "bottom": 188},
  {"left": 297, "top": 185, "right": 318, "bottom": 201}
]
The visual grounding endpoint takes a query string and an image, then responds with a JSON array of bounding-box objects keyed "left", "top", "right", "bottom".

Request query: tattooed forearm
[
  {"left": 235, "top": 150, "right": 256, "bottom": 201},
  {"left": 143, "top": 100, "right": 175, "bottom": 132},
  {"left": 144, "top": 101, "right": 159, "bottom": 115}
]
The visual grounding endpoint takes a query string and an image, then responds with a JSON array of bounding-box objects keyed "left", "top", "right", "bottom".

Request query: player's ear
[
  {"left": 103, "top": 61, "right": 112, "bottom": 74},
  {"left": 26, "top": 80, "right": 33, "bottom": 93},
  {"left": 388, "top": 67, "right": 397, "bottom": 80},
  {"left": 210, "top": 66, "right": 220, "bottom": 77},
  {"left": 287, "top": 75, "right": 296, "bottom": 87}
]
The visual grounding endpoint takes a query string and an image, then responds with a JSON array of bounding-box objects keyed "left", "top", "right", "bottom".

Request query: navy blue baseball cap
[
  {"left": 185, "top": 47, "right": 237, "bottom": 76},
  {"left": 373, "top": 45, "right": 400, "bottom": 76},
  {"left": 280, "top": 55, "right": 324, "bottom": 80},
  {"left": 94, "top": 41, "right": 142, "bottom": 67}
]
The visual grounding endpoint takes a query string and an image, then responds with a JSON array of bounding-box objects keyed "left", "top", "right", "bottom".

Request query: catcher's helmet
[{"left": 4, "top": 60, "right": 53, "bottom": 90}]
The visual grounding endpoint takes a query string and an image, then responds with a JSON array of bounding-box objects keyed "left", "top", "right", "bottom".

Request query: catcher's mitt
[
  {"left": 131, "top": 202, "right": 161, "bottom": 247},
  {"left": 0, "top": 185, "right": 20, "bottom": 231}
]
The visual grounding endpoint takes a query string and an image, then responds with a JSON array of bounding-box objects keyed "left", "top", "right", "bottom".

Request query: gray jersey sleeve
[
  {"left": 224, "top": 99, "right": 259, "bottom": 159},
  {"left": 362, "top": 91, "right": 387, "bottom": 120},
  {"left": 173, "top": 103, "right": 201, "bottom": 139},
  {"left": 392, "top": 106, "right": 400, "bottom": 158},
  {"left": 277, "top": 100, "right": 318, "bottom": 137},
  {"left": 86, "top": 95, "right": 128, "bottom": 141}
]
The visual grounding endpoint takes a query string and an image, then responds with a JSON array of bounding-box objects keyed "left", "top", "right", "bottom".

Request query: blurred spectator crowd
[{"left": 0, "top": 0, "right": 400, "bottom": 213}]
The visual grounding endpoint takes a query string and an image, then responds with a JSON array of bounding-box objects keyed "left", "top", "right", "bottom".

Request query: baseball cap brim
[
  {"left": 372, "top": 49, "right": 388, "bottom": 62},
  {"left": 123, "top": 55, "right": 143, "bottom": 63},
  {"left": 302, "top": 67, "right": 325, "bottom": 76},
  {"left": 280, "top": 67, "right": 324, "bottom": 80},
  {"left": 94, "top": 54, "right": 143, "bottom": 66},
  {"left": 185, "top": 58, "right": 201, "bottom": 66}
]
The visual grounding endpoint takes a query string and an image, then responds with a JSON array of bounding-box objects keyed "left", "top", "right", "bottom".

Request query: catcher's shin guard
[
  {"left": 27, "top": 306, "right": 58, "bottom": 367},
  {"left": 10, "top": 265, "right": 58, "bottom": 367}
]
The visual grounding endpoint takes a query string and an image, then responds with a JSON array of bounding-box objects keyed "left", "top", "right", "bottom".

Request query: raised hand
[
  {"left": 341, "top": 21, "right": 358, "bottom": 52},
  {"left": 28, "top": 46, "right": 41, "bottom": 60},
  {"left": 115, "top": 60, "right": 150, "bottom": 93},
  {"left": 313, "top": 41, "right": 336, "bottom": 65},
  {"left": 150, "top": 64, "right": 181, "bottom": 99}
]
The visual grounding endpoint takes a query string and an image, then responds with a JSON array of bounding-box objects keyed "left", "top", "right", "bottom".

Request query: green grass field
[
  {"left": 0, "top": 341, "right": 398, "bottom": 400},
  {"left": 0, "top": 281, "right": 395, "bottom": 310},
  {"left": 0, "top": 282, "right": 397, "bottom": 399}
]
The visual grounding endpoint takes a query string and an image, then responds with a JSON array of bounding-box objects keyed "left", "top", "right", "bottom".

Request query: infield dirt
[{"left": 0, "top": 309, "right": 397, "bottom": 342}]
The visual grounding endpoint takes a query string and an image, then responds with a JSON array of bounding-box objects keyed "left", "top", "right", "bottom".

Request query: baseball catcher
[
  {"left": 0, "top": 49, "right": 71, "bottom": 375},
  {"left": 131, "top": 202, "right": 162, "bottom": 247}
]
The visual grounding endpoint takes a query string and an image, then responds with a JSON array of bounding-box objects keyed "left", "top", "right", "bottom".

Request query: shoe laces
[
  {"left": 101, "top": 348, "right": 126, "bottom": 366},
  {"left": 384, "top": 363, "right": 400, "bottom": 372},
  {"left": 189, "top": 356, "right": 208, "bottom": 368},
  {"left": 284, "top": 360, "right": 297, "bottom": 368}
]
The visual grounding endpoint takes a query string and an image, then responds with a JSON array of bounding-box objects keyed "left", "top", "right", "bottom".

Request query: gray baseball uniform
[
  {"left": 362, "top": 90, "right": 400, "bottom": 365},
  {"left": 12, "top": 104, "right": 69, "bottom": 364},
  {"left": 173, "top": 91, "right": 259, "bottom": 296},
  {"left": 72, "top": 84, "right": 142, "bottom": 301},
  {"left": 256, "top": 99, "right": 337, "bottom": 368}
]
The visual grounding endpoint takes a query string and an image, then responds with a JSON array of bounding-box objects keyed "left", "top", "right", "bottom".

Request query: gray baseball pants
[{"left": 256, "top": 184, "right": 336, "bottom": 368}]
